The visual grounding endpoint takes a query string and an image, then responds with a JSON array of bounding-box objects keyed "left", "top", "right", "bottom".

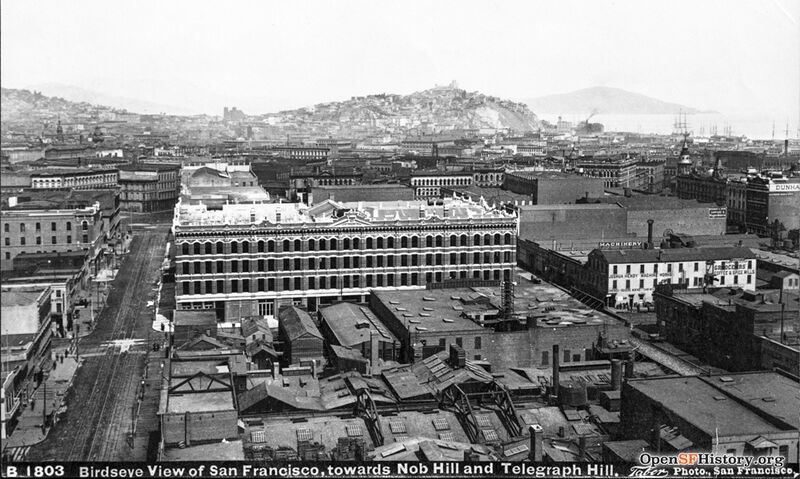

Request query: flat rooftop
[
  {"left": 701, "top": 372, "right": 799, "bottom": 429},
  {"left": 474, "top": 278, "right": 620, "bottom": 326},
  {"left": 319, "top": 302, "right": 397, "bottom": 347},
  {"left": 175, "top": 196, "right": 514, "bottom": 228},
  {"left": 162, "top": 440, "right": 244, "bottom": 461},
  {"left": 166, "top": 391, "right": 235, "bottom": 414},
  {"left": 377, "top": 410, "right": 470, "bottom": 444},
  {"left": 627, "top": 376, "right": 788, "bottom": 437},
  {"left": 250, "top": 416, "right": 374, "bottom": 452},
  {"left": 372, "top": 289, "right": 489, "bottom": 334}
]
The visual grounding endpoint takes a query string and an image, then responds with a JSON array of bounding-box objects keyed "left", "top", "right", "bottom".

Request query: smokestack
[
  {"left": 370, "top": 332, "right": 380, "bottom": 374},
  {"left": 578, "top": 435, "right": 587, "bottom": 461},
  {"left": 529, "top": 425, "right": 544, "bottom": 462},
  {"left": 273, "top": 362, "right": 281, "bottom": 379},
  {"left": 624, "top": 359, "right": 635, "bottom": 379},
  {"left": 651, "top": 423, "right": 661, "bottom": 452},
  {"left": 647, "top": 219, "right": 654, "bottom": 249},
  {"left": 610, "top": 359, "right": 622, "bottom": 391},
  {"left": 552, "top": 344, "right": 560, "bottom": 400},
  {"left": 785, "top": 139, "right": 789, "bottom": 155}
]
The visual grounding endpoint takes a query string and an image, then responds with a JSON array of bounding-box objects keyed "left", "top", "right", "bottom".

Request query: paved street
[{"left": 26, "top": 225, "right": 170, "bottom": 462}]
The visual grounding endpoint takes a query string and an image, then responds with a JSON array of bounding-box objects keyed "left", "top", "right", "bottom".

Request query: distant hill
[
  {"left": 523, "top": 86, "right": 711, "bottom": 115},
  {"left": 269, "top": 85, "right": 540, "bottom": 132},
  {"left": 1, "top": 87, "right": 103, "bottom": 123},
  {"left": 27, "top": 83, "right": 193, "bottom": 115}
]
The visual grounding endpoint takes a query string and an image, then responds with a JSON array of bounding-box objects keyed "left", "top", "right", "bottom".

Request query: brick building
[
  {"left": 503, "top": 171, "right": 604, "bottom": 204},
  {"left": 172, "top": 197, "right": 516, "bottom": 320},
  {"left": 118, "top": 163, "right": 181, "bottom": 213},
  {"left": 584, "top": 246, "right": 757, "bottom": 309},
  {"left": 1, "top": 197, "right": 103, "bottom": 271},
  {"left": 620, "top": 372, "right": 798, "bottom": 463},
  {"left": 655, "top": 286, "right": 799, "bottom": 372}
]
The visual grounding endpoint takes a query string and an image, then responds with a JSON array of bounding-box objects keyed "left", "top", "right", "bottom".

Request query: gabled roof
[
  {"left": 178, "top": 334, "right": 228, "bottom": 351},
  {"left": 242, "top": 317, "right": 272, "bottom": 340},
  {"left": 279, "top": 306, "right": 322, "bottom": 341}
]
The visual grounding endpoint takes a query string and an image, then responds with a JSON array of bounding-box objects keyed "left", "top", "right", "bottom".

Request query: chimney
[
  {"left": 624, "top": 359, "right": 635, "bottom": 379},
  {"left": 552, "top": 344, "right": 560, "bottom": 400},
  {"left": 647, "top": 219, "right": 654, "bottom": 248},
  {"left": 529, "top": 425, "right": 544, "bottom": 462},
  {"left": 272, "top": 362, "right": 281, "bottom": 379},
  {"left": 449, "top": 344, "right": 466, "bottom": 369},
  {"left": 578, "top": 435, "right": 587, "bottom": 461},
  {"left": 651, "top": 423, "right": 661, "bottom": 452},
  {"left": 610, "top": 359, "right": 622, "bottom": 391},
  {"left": 310, "top": 359, "right": 317, "bottom": 379},
  {"left": 370, "top": 332, "right": 380, "bottom": 374},
  {"left": 785, "top": 139, "right": 789, "bottom": 155}
]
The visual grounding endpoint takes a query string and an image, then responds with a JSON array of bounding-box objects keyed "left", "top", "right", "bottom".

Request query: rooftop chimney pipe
[
  {"left": 611, "top": 359, "right": 622, "bottom": 391},
  {"left": 647, "top": 219, "right": 654, "bottom": 248},
  {"left": 552, "top": 344, "right": 560, "bottom": 400},
  {"left": 529, "top": 425, "right": 544, "bottom": 462}
]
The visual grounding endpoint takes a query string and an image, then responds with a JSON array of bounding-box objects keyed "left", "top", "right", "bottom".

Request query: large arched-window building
[{"left": 173, "top": 197, "right": 517, "bottom": 321}]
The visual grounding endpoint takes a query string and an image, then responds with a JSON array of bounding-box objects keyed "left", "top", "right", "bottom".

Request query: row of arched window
[
  {"left": 179, "top": 233, "right": 515, "bottom": 256},
  {"left": 178, "top": 251, "right": 515, "bottom": 275},
  {"left": 180, "top": 268, "right": 512, "bottom": 295}
]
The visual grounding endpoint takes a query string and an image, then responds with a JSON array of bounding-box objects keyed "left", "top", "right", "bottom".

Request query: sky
[{"left": 2, "top": 0, "right": 798, "bottom": 120}]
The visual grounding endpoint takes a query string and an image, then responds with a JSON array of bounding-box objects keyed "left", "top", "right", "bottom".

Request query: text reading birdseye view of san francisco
[{"left": 0, "top": 1, "right": 798, "bottom": 478}]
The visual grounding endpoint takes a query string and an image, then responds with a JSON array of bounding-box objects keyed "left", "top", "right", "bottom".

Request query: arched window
[
  {"left": 268, "top": 240, "right": 275, "bottom": 252},
  {"left": 343, "top": 238, "right": 351, "bottom": 250},
  {"left": 484, "top": 234, "right": 491, "bottom": 245},
  {"left": 460, "top": 234, "right": 468, "bottom": 247},
  {"left": 387, "top": 237, "right": 395, "bottom": 248},
  {"left": 353, "top": 238, "right": 360, "bottom": 249},
  {"left": 283, "top": 239, "right": 291, "bottom": 251},
  {"left": 435, "top": 235, "right": 443, "bottom": 247},
  {"left": 473, "top": 234, "right": 481, "bottom": 246},
  {"left": 401, "top": 237, "right": 408, "bottom": 248},
  {"left": 193, "top": 243, "right": 201, "bottom": 255},
  {"left": 504, "top": 233, "right": 512, "bottom": 245},
  {"left": 377, "top": 237, "right": 384, "bottom": 249},
  {"left": 426, "top": 236, "right": 433, "bottom": 247},
  {"left": 330, "top": 238, "right": 338, "bottom": 250},
  {"left": 82, "top": 221, "right": 89, "bottom": 231},
  {"left": 494, "top": 233, "right": 501, "bottom": 245},
  {"left": 319, "top": 239, "right": 327, "bottom": 251},
  {"left": 411, "top": 236, "right": 419, "bottom": 248},
  {"left": 308, "top": 239, "right": 316, "bottom": 251},
  {"left": 205, "top": 242, "right": 212, "bottom": 254},
  {"left": 242, "top": 241, "right": 250, "bottom": 253},
  {"left": 449, "top": 235, "right": 457, "bottom": 247},
  {"left": 231, "top": 241, "right": 238, "bottom": 254},
  {"left": 258, "top": 240, "right": 265, "bottom": 253},
  {"left": 182, "top": 243, "right": 190, "bottom": 255},
  {"left": 216, "top": 242, "right": 224, "bottom": 254},
  {"left": 294, "top": 239, "right": 301, "bottom": 251}
]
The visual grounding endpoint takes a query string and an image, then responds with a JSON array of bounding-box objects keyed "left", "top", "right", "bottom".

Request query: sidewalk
[{"left": 3, "top": 356, "right": 81, "bottom": 449}]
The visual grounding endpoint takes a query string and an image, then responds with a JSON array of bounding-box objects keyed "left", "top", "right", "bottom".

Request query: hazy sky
[{"left": 2, "top": 0, "right": 798, "bottom": 118}]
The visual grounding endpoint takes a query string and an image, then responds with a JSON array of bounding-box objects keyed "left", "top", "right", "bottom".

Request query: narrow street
[{"left": 26, "top": 225, "right": 170, "bottom": 462}]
